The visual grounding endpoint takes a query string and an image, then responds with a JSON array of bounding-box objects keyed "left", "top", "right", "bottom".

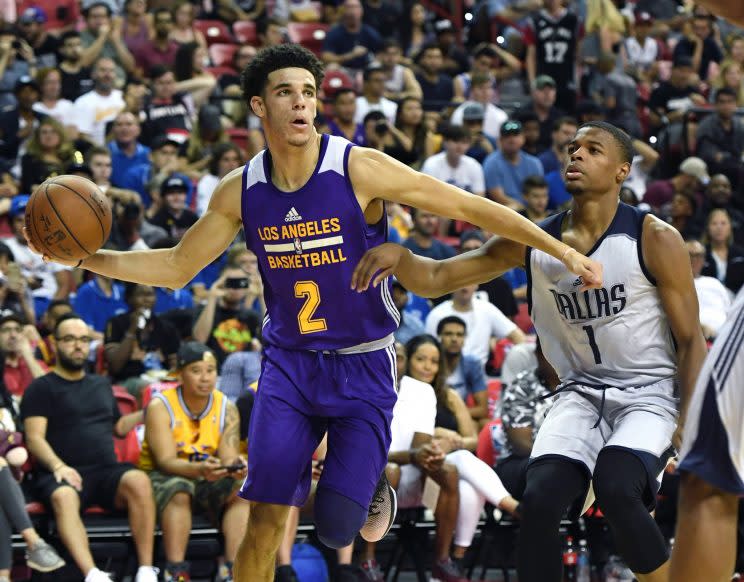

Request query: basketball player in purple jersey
[{"left": 25, "top": 44, "right": 603, "bottom": 582}]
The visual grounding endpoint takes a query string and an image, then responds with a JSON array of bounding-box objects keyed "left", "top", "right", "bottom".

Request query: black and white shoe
[{"left": 360, "top": 472, "right": 397, "bottom": 542}]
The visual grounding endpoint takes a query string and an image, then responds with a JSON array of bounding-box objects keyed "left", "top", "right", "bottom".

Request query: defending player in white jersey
[{"left": 351, "top": 121, "right": 708, "bottom": 582}]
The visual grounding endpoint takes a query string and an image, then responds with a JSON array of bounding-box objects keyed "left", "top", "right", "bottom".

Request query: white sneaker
[
  {"left": 85, "top": 568, "right": 114, "bottom": 582},
  {"left": 135, "top": 566, "right": 160, "bottom": 582}
]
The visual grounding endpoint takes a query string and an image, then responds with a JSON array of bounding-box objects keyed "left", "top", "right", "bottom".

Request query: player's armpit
[{"left": 642, "top": 216, "right": 708, "bottom": 430}]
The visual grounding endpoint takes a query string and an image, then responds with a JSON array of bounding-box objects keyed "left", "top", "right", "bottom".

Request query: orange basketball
[{"left": 24, "top": 175, "right": 112, "bottom": 262}]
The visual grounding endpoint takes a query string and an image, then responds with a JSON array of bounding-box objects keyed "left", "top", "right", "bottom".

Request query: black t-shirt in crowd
[
  {"left": 20, "top": 373, "right": 120, "bottom": 470},
  {"left": 105, "top": 312, "right": 181, "bottom": 382},
  {"left": 149, "top": 207, "right": 199, "bottom": 240},
  {"left": 648, "top": 82, "right": 698, "bottom": 117},
  {"left": 59, "top": 66, "right": 95, "bottom": 102},
  {"left": 197, "top": 303, "right": 260, "bottom": 366},
  {"left": 140, "top": 92, "right": 194, "bottom": 146}
]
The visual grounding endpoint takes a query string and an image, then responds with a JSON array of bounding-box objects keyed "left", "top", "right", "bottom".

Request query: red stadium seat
[
  {"left": 227, "top": 127, "right": 251, "bottom": 153},
  {"left": 194, "top": 19, "right": 234, "bottom": 45},
  {"left": 233, "top": 20, "right": 257, "bottom": 45},
  {"left": 321, "top": 69, "right": 354, "bottom": 100},
  {"left": 205, "top": 65, "right": 238, "bottom": 80},
  {"left": 209, "top": 42, "right": 238, "bottom": 67},
  {"left": 287, "top": 22, "right": 329, "bottom": 56}
]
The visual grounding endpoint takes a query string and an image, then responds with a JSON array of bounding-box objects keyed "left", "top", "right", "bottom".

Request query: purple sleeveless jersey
[{"left": 241, "top": 134, "right": 400, "bottom": 351}]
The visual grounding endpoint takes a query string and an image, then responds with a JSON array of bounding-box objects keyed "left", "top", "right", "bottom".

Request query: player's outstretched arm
[
  {"left": 349, "top": 148, "right": 603, "bottom": 289},
  {"left": 642, "top": 215, "right": 708, "bottom": 448},
  {"left": 351, "top": 236, "right": 526, "bottom": 297},
  {"left": 25, "top": 168, "right": 244, "bottom": 289}
]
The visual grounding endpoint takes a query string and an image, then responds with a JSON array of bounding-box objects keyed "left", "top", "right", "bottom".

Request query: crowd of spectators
[{"left": 0, "top": 0, "right": 740, "bottom": 579}]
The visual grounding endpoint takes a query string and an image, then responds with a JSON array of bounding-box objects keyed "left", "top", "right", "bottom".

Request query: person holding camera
[
  {"left": 139, "top": 341, "right": 249, "bottom": 582},
  {"left": 192, "top": 266, "right": 261, "bottom": 368},
  {"left": 104, "top": 282, "right": 180, "bottom": 399}
]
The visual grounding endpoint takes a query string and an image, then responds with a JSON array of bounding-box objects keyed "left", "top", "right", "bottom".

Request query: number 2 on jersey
[
  {"left": 295, "top": 281, "right": 327, "bottom": 334},
  {"left": 582, "top": 325, "right": 602, "bottom": 364}
]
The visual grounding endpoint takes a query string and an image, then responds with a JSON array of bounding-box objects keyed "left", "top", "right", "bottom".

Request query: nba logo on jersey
[{"left": 294, "top": 237, "right": 303, "bottom": 254}]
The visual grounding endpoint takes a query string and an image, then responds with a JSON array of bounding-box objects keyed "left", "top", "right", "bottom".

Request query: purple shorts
[{"left": 239, "top": 343, "right": 398, "bottom": 508}]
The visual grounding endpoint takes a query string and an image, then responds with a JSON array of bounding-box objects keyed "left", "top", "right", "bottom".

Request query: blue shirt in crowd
[
  {"left": 322, "top": 24, "right": 382, "bottom": 70},
  {"left": 154, "top": 287, "right": 194, "bottom": 314},
  {"left": 73, "top": 278, "right": 128, "bottom": 333},
  {"left": 446, "top": 353, "right": 487, "bottom": 401},
  {"left": 109, "top": 141, "right": 151, "bottom": 188},
  {"left": 483, "top": 150, "right": 544, "bottom": 205}
]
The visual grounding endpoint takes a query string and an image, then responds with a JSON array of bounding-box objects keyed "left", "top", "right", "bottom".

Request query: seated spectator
[
  {"left": 86, "top": 146, "right": 143, "bottom": 211},
  {"left": 131, "top": 8, "right": 179, "bottom": 78},
  {"left": 538, "top": 116, "right": 578, "bottom": 175},
  {"left": 388, "top": 96, "right": 434, "bottom": 169},
  {"left": 414, "top": 43, "right": 454, "bottom": 113},
  {"left": 4, "top": 195, "right": 73, "bottom": 317},
  {"left": 192, "top": 266, "right": 261, "bottom": 367},
  {"left": 695, "top": 87, "right": 744, "bottom": 188},
  {"left": 437, "top": 316, "right": 488, "bottom": 425},
  {"left": 182, "top": 104, "right": 230, "bottom": 179},
  {"left": 0, "top": 312, "right": 47, "bottom": 398},
  {"left": 665, "top": 192, "right": 702, "bottom": 240},
  {"left": 622, "top": 11, "right": 659, "bottom": 84},
  {"left": 216, "top": 46, "right": 255, "bottom": 129},
  {"left": 647, "top": 54, "right": 705, "bottom": 140},
  {"left": 0, "top": 30, "right": 34, "bottom": 111},
  {"left": 17, "top": 8, "right": 58, "bottom": 68},
  {"left": 108, "top": 197, "right": 169, "bottom": 251},
  {"left": 391, "top": 278, "right": 426, "bottom": 346},
  {"left": 355, "top": 64, "right": 398, "bottom": 125},
  {"left": 327, "top": 88, "right": 366, "bottom": 146},
  {"left": 589, "top": 53, "right": 643, "bottom": 138},
  {"left": 57, "top": 31, "right": 94, "bottom": 102},
  {"left": 321, "top": 0, "right": 381, "bottom": 74},
  {"left": 516, "top": 111, "right": 543, "bottom": 157},
  {"left": 32, "top": 68, "right": 73, "bottom": 128},
  {"left": 360, "top": 110, "right": 413, "bottom": 160},
  {"left": 71, "top": 57, "right": 126, "bottom": 146},
  {"left": 22, "top": 315, "right": 157, "bottom": 582},
  {"left": 0, "top": 76, "right": 44, "bottom": 171},
  {"left": 460, "top": 103, "right": 497, "bottom": 164},
  {"left": 0, "top": 379, "right": 65, "bottom": 577},
  {"left": 515, "top": 76, "right": 565, "bottom": 152},
  {"left": 108, "top": 111, "right": 151, "bottom": 188},
  {"left": 140, "top": 65, "right": 194, "bottom": 148},
  {"left": 519, "top": 175, "right": 551, "bottom": 223},
  {"left": 402, "top": 208, "right": 456, "bottom": 261},
  {"left": 169, "top": 1, "right": 206, "bottom": 48},
  {"left": 218, "top": 349, "right": 262, "bottom": 403},
  {"left": 72, "top": 274, "right": 128, "bottom": 338},
  {"left": 104, "top": 283, "right": 180, "bottom": 398},
  {"left": 709, "top": 61, "right": 744, "bottom": 106},
  {"left": 138, "top": 342, "right": 249, "bottom": 582},
  {"left": 78, "top": 0, "right": 136, "bottom": 83},
  {"left": 196, "top": 143, "right": 243, "bottom": 217},
  {"left": 426, "top": 284, "right": 525, "bottom": 368},
  {"left": 225, "top": 244, "right": 264, "bottom": 315},
  {"left": 695, "top": 174, "right": 744, "bottom": 245},
  {"left": 644, "top": 156, "right": 708, "bottom": 213},
  {"left": 121, "top": 0, "right": 153, "bottom": 53},
  {"left": 0, "top": 245, "right": 35, "bottom": 325},
  {"left": 148, "top": 176, "right": 199, "bottom": 240},
  {"left": 173, "top": 42, "right": 217, "bottom": 109},
  {"left": 450, "top": 73, "right": 508, "bottom": 141},
  {"left": 672, "top": 11, "right": 723, "bottom": 82},
  {"left": 406, "top": 335, "right": 519, "bottom": 566},
  {"left": 687, "top": 239, "right": 732, "bottom": 340},
  {"left": 376, "top": 38, "right": 422, "bottom": 102},
  {"left": 19, "top": 117, "right": 76, "bottom": 194},
  {"left": 34, "top": 299, "right": 73, "bottom": 367},
  {"left": 432, "top": 19, "right": 469, "bottom": 78},
  {"left": 483, "top": 120, "right": 544, "bottom": 210},
  {"left": 360, "top": 340, "right": 462, "bottom": 582},
  {"left": 701, "top": 208, "right": 744, "bottom": 294}
]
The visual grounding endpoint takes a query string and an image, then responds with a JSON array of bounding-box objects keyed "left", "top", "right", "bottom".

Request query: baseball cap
[
  {"left": 150, "top": 135, "right": 181, "bottom": 151},
  {"left": 161, "top": 175, "right": 189, "bottom": 195},
  {"left": 532, "top": 74, "right": 556, "bottom": 90},
  {"left": 635, "top": 11, "right": 654, "bottom": 25},
  {"left": 176, "top": 341, "right": 216, "bottom": 369},
  {"left": 462, "top": 102, "right": 485, "bottom": 122},
  {"left": 501, "top": 120, "right": 522, "bottom": 136},
  {"left": 19, "top": 6, "right": 47, "bottom": 24},
  {"left": 14, "top": 75, "right": 39, "bottom": 93},
  {"left": 9, "top": 195, "right": 29, "bottom": 218},
  {"left": 679, "top": 157, "right": 710, "bottom": 185},
  {"left": 0, "top": 311, "right": 26, "bottom": 327}
]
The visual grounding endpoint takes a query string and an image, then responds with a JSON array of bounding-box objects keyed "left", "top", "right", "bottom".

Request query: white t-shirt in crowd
[
  {"left": 196, "top": 173, "right": 220, "bottom": 217},
  {"left": 695, "top": 275, "right": 733, "bottom": 335},
  {"left": 354, "top": 96, "right": 398, "bottom": 125},
  {"left": 421, "top": 152, "right": 485, "bottom": 196},
  {"left": 72, "top": 89, "right": 126, "bottom": 145},
  {"left": 450, "top": 100, "right": 508, "bottom": 140},
  {"left": 425, "top": 298, "right": 517, "bottom": 366},
  {"left": 33, "top": 100, "right": 75, "bottom": 127},
  {"left": 389, "top": 375, "right": 437, "bottom": 453},
  {"left": 3, "top": 237, "right": 70, "bottom": 300}
]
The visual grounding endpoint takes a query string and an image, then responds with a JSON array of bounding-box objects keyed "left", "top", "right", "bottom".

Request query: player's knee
[
  {"left": 593, "top": 449, "right": 646, "bottom": 514},
  {"left": 316, "top": 524, "right": 357, "bottom": 549},
  {"left": 314, "top": 487, "right": 367, "bottom": 550}
]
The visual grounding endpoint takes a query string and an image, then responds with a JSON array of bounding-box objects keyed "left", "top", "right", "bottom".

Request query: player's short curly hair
[
  {"left": 579, "top": 121, "right": 634, "bottom": 165},
  {"left": 241, "top": 44, "right": 325, "bottom": 103}
]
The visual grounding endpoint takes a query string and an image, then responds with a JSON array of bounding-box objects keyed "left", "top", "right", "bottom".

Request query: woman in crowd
[
  {"left": 399, "top": 2, "right": 432, "bottom": 60},
  {"left": 405, "top": 335, "right": 520, "bottom": 564},
  {"left": 702, "top": 207, "right": 744, "bottom": 293},
  {"left": 122, "top": 0, "right": 153, "bottom": 52},
  {"left": 32, "top": 69, "right": 74, "bottom": 132},
  {"left": 19, "top": 118, "right": 75, "bottom": 195},
  {"left": 196, "top": 142, "right": 243, "bottom": 217},
  {"left": 183, "top": 104, "right": 230, "bottom": 179},
  {"left": 709, "top": 60, "right": 744, "bottom": 105},
  {"left": 170, "top": 1, "right": 206, "bottom": 48},
  {"left": 174, "top": 42, "right": 217, "bottom": 108},
  {"left": 386, "top": 96, "right": 435, "bottom": 169}
]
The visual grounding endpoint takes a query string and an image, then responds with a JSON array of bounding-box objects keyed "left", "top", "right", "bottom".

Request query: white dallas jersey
[{"left": 528, "top": 203, "right": 676, "bottom": 386}]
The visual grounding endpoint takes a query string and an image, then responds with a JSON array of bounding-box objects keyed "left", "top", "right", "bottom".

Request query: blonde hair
[
  {"left": 25, "top": 117, "right": 75, "bottom": 162},
  {"left": 712, "top": 60, "right": 744, "bottom": 105}
]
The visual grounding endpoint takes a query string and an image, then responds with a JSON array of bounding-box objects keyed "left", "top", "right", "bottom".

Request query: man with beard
[
  {"left": 21, "top": 315, "right": 158, "bottom": 582},
  {"left": 58, "top": 31, "right": 94, "bottom": 101},
  {"left": 327, "top": 88, "right": 365, "bottom": 145},
  {"left": 538, "top": 116, "right": 578, "bottom": 175},
  {"left": 131, "top": 8, "right": 179, "bottom": 79},
  {"left": 352, "top": 121, "right": 707, "bottom": 582},
  {"left": 71, "top": 57, "right": 125, "bottom": 146}
]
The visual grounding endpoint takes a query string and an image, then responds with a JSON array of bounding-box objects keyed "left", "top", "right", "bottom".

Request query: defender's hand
[
  {"left": 351, "top": 243, "right": 406, "bottom": 292},
  {"left": 562, "top": 248, "right": 603, "bottom": 291}
]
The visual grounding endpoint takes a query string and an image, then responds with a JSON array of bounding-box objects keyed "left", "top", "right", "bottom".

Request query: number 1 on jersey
[
  {"left": 295, "top": 281, "right": 327, "bottom": 334},
  {"left": 582, "top": 324, "right": 602, "bottom": 364}
]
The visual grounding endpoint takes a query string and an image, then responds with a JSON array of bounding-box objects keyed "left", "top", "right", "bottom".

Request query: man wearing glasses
[{"left": 21, "top": 314, "right": 158, "bottom": 582}]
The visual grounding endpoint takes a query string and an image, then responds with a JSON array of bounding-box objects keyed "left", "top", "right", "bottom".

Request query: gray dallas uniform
[{"left": 527, "top": 203, "right": 678, "bottom": 505}]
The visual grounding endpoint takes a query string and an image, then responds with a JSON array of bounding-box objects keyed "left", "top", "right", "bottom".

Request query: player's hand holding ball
[{"left": 23, "top": 176, "right": 112, "bottom": 267}]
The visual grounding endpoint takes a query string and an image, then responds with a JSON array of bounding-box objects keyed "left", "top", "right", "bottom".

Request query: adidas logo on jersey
[
  {"left": 572, "top": 277, "right": 583, "bottom": 287},
  {"left": 284, "top": 207, "right": 303, "bottom": 222}
]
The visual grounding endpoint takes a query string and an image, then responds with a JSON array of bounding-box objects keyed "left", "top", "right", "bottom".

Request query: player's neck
[
  {"left": 266, "top": 132, "right": 322, "bottom": 191},
  {"left": 565, "top": 196, "right": 619, "bottom": 240}
]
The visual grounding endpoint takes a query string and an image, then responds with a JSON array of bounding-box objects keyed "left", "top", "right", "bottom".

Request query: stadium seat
[
  {"left": 227, "top": 127, "right": 251, "bottom": 153},
  {"left": 209, "top": 42, "right": 238, "bottom": 67},
  {"left": 112, "top": 385, "right": 138, "bottom": 414},
  {"left": 194, "top": 19, "right": 234, "bottom": 45},
  {"left": 204, "top": 65, "right": 238, "bottom": 80},
  {"left": 321, "top": 69, "right": 354, "bottom": 100},
  {"left": 287, "top": 22, "right": 329, "bottom": 56},
  {"left": 233, "top": 20, "right": 257, "bottom": 45}
]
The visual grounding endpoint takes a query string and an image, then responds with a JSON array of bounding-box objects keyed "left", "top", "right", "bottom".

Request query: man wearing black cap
[
  {"left": 17, "top": 7, "right": 59, "bottom": 68},
  {"left": 149, "top": 175, "right": 199, "bottom": 240},
  {"left": 460, "top": 103, "right": 497, "bottom": 163},
  {"left": 450, "top": 74, "right": 508, "bottom": 141},
  {"left": 0, "top": 76, "right": 45, "bottom": 168},
  {"left": 433, "top": 20, "right": 469, "bottom": 77},
  {"left": 483, "top": 119, "right": 544, "bottom": 210},
  {"left": 648, "top": 54, "right": 706, "bottom": 131},
  {"left": 139, "top": 341, "right": 248, "bottom": 582}
]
